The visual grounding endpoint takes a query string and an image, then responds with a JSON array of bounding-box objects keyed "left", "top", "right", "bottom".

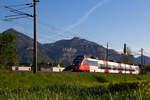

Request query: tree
[
  {"left": 121, "top": 47, "right": 134, "bottom": 64},
  {"left": 143, "top": 65, "right": 150, "bottom": 74},
  {"left": 59, "top": 62, "right": 67, "bottom": 68},
  {"left": 0, "top": 32, "right": 18, "bottom": 69}
]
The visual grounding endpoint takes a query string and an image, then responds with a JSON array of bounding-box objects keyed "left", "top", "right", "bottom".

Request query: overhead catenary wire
[
  {"left": 3, "top": 13, "right": 150, "bottom": 57},
  {"left": 33, "top": 19, "right": 85, "bottom": 42},
  {"left": 1, "top": 16, "right": 63, "bottom": 42},
  {"left": 15, "top": 5, "right": 33, "bottom": 11},
  {"left": 5, "top": 14, "right": 28, "bottom": 18},
  {"left": 5, "top": 3, "right": 33, "bottom": 7},
  {"left": 3, "top": 16, "right": 32, "bottom": 21},
  {"left": 4, "top": 6, "right": 33, "bottom": 17},
  {"left": 2, "top": 0, "right": 107, "bottom": 44},
  {"left": 2, "top": 1, "right": 90, "bottom": 43},
  {"left": 2, "top": 12, "right": 83, "bottom": 43},
  {"left": 2, "top": 18, "right": 88, "bottom": 43},
  {"left": 37, "top": 18, "right": 87, "bottom": 38}
]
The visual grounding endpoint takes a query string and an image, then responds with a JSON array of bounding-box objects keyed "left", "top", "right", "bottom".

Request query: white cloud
[
  {"left": 115, "top": 49, "right": 123, "bottom": 54},
  {"left": 56, "top": 37, "right": 73, "bottom": 41}
]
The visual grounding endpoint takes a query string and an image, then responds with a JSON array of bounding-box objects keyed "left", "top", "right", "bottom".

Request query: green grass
[
  {"left": 0, "top": 72, "right": 150, "bottom": 100},
  {"left": 0, "top": 83, "right": 150, "bottom": 100},
  {"left": 0, "top": 72, "right": 150, "bottom": 89}
]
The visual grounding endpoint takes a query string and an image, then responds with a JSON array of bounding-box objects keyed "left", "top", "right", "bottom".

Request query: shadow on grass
[
  {"left": 136, "top": 76, "right": 142, "bottom": 80},
  {"left": 92, "top": 75, "right": 107, "bottom": 83}
]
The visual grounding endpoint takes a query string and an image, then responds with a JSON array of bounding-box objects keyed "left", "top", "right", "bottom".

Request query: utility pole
[
  {"left": 106, "top": 42, "right": 109, "bottom": 61},
  {"left": 122, "top": 43, "right": 127, "bottom": 63},
  {"left": 123, "top": 43, "right": 127, "bottom": 74},
  {"left": 4, "top": 0, "right": 39, "bottom": 73},
  {"left": 33, "top": 0, "right": 38, "bottom": 73},
  {"left": 124, "top": 43, "right": 127, "bottom": 55},
  {"left": 141, "top": 48, "right": 144, "bottom": 67}
]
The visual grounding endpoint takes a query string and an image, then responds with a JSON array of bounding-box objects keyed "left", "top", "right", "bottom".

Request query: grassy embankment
[{"left": 0, "top": 72, "right": 150, "bottom": 100}]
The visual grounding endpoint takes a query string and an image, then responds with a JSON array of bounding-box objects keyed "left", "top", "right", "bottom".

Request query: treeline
[
  {"left": 142, "top": 65, "right": 150, "bottom": 74},
  {"left": 22, "top": 62, "right": 67, "bottom": 68}
]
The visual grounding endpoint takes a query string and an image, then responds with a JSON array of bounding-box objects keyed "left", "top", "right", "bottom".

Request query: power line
[
  {"left": 4, "top": 5, "right": 33, "bottom": 21},
  {"left": 3, "top": 3, "right": 86, "bottom": 43},
  {"left": 2, "top": 17, "right": 66, "bottom": 42},
  {"left": 5, "top": 3, "right": 33, "bottom": 7},
  {"left": 36, "top": 19, "right": 86, "bottom": 41},
  {"left": 37, "top": 18, "right": 86, "bottom": 38},
  {"left": 3, "top": 3, "right": 86, "bottom": 42},
  {"left": 15, "top": 5, "right": 33, "bottom": 11}
]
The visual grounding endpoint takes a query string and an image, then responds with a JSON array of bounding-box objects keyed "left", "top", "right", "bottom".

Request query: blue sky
[{"left": 0, "top": 0, "right": 150, "bottom": 56}]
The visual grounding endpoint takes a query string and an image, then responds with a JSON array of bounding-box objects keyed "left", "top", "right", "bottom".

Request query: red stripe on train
[
  {"left": 104, "top": 69, "right": 109, "bottom": 73},
  {"left": 119, "top": 70, "right": 122, "bottom": 74},
  {"left": 78, "top": 65, "right": 90, "bottom": 71},
  {"left": 138, "top": 70, "right": 140, "bottom": 75},
  {"left": 129, "top": 71, "right": 132, "bottom": 74}
]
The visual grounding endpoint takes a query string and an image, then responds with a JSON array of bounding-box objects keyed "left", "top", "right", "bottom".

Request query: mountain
[
  {"left": 3, "top": 28, "right": 51, "bottom": 63},
  {"left": 44, "top": 37, "right": 122, "bottom": 65},
  {"left": 3, "top": 28, "right": 149, "bottom": 65},
  {"left": 135, "top": 56, "right": 150, "bottom": 65}
]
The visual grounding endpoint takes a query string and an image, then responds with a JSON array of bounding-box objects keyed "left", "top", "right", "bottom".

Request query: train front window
[
  {"left": 75, "top": 56, "right": 84, "bottom": 60},
  {"left": 73, "top": 56, "right": 84, "bottom": 66},
  {"left": 82, "top": 60, "right": 88, "bottom": 65},
  {"left": 81, "top": 60, "right": 98, "bottom": 66}
]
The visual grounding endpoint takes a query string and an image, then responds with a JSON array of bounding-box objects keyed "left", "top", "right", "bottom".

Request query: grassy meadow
[{"left": 0, "top": 72, "right": 150, "bottom": 100}]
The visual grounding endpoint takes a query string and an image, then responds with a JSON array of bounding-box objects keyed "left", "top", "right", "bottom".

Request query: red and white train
[{"left": 72, "top": 56, "right": 140, "bottom": 75}]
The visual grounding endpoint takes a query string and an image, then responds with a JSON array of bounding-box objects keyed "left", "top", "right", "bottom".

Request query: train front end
[{"left": 72, "top": 56, "right": 90, "bottom": 72}]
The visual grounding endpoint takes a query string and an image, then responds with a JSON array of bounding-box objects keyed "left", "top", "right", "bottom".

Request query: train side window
[
  {"left": 111, "top": 65, "right": 115, "bottom": 69},
  {"left": 100, "top": 64, "right": 106, "bottom": 69},
  {"left": 118, "top": 67, "right": 123, "bottom": 70},
  {"left": 125, "top": 68, "right": 129, "bottom": 71},
  {"left": 87, "top": 60, "right": 98, "bottom": 66},
  {"left": 113, "top": 66, "right": 117, "bottom": 70},
  {"left": 135, "top": 68, "right": 139, "bottom": 71},
  {"left": 129, "top": 68, "right": 135, "bottom": 71},
  {"left": 107, "top": 65, "right": 112, "bottom": 69}
]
